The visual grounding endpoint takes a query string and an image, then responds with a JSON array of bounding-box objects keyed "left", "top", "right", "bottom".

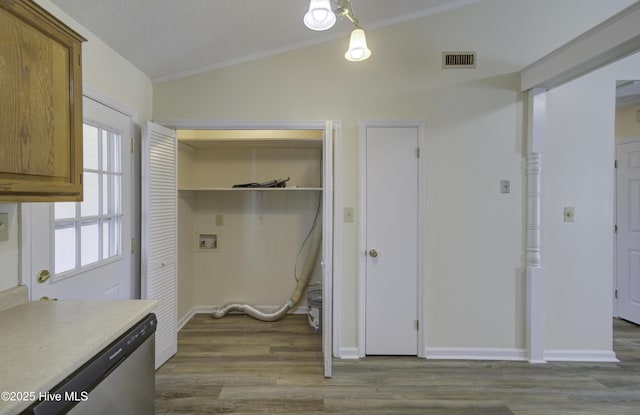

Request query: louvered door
[{"left": 142, "top": 121, "right": 178, "bottom": 369}]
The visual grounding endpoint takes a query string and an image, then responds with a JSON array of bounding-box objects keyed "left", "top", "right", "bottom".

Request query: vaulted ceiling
[{"left": 48, "top": 0, "right": 482, "bottom": 82}]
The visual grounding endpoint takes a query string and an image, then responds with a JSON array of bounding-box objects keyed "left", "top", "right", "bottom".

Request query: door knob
[
  {"left": 369, "top": 249, "right": 378, "bottom": 258},
  {"left": 36, "top": 269, "right": 51, "bottom": 283}
]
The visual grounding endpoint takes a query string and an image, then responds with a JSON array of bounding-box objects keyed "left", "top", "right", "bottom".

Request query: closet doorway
[{"left": 146, "top": 121, "right": 337, "bottom": 377}]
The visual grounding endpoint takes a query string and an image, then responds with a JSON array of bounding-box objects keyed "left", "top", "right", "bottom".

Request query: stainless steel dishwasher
[{"left": 22, "top": 313, "right": 157, "bottom": 415}]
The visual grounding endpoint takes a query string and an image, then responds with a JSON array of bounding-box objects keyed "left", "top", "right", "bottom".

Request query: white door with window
[
  {"left": 24, "top": 96, "right": 134, "bottom": 300},
  {"left": 362, "top": 125, "right": 420, "bottom": 355},
  {"left": 616, "top": 136, "right": 640, "bottom": 325}
]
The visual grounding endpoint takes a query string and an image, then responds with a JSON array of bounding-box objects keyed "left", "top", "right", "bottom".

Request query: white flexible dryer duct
[{"left": 212, "top": 208, "right": 322, "bottom": 322}]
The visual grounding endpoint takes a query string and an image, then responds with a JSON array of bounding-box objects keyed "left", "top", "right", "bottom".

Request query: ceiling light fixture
[
  {"left": 303, "top": 0, "right": 336, "bottom": 31},
  {"left": 304, "top": 0, "right": 371, "bottom": 62}
]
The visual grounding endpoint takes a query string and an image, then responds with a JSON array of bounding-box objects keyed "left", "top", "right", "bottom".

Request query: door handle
[
  {"left": 36, "top": 269, "right": 51, "bottom": 283},
  {"left": 369, "top": 249, "right": 378, "bottom": 258}
]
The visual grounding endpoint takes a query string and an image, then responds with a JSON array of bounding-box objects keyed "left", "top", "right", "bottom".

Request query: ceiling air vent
[{"left": 442, "top": 52, "right": 476, "bottom": 69}]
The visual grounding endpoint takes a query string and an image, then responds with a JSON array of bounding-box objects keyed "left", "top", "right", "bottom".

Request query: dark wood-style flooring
[{"left": 156, "top": 314, "right": 640, "bottom": 414}]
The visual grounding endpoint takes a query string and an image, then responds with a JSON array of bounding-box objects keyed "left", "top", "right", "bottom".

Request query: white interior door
[
  {"left": 616, "top": 136, "right": 640, "bottom": 325},
  {"left": 364, "top": 126, "right": 419, "bottom": 355},
  {"left": 142, "top": 121, "right": 178, "bottom": 369},
  {"left": 25, "top": 96, "right": 134, "bottom": 300}
]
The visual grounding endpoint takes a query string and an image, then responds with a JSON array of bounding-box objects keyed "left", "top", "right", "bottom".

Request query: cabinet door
[{"left": 0, "top": 0, "right": 85, "bottom": 202}]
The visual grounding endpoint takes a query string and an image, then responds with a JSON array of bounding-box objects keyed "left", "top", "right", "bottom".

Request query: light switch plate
[
  {"left": 344, "top": 207, "right": 354, "bottom": 223},
  {"left": 500, "top": 180, "right": 511, "bottom": 194},
  {"left": 564, "top": 207, "right": 575, "bottom": 222},
  {"left": 215, "top": 214, "right": 224, "bottom": 226},
  {"left": 0, "top": 213, "right": 8, "bottom": 241}
]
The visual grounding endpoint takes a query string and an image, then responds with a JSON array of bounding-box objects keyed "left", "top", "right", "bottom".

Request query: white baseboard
[
  {"left": 422, "top": 347, "right": 619, "bottom": 363},
  {"left": 544, "top": 349, "right": 619, "bottom": 362},
  {"left": 338, "top": 347, "right": 361, "bottom": 359},
  {"left": 177, "top": 305, "right": 209, "bottom": 330},
  {"left": 425, "top": 347, "right": 527, "bottom": 361},
  {"left": 338, "top": 346, "right": 527, "bottom": 361},
  {"left": 177, "top": 304, "right": 310, "bottom": 331}
]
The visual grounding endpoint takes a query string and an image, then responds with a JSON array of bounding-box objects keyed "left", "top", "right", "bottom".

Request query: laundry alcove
[
  {"left": 144, "top": 122, "right": 335, "bottom": 377},
  {"left": 177, "top": 129, "right": 324, "bottom": 311}
]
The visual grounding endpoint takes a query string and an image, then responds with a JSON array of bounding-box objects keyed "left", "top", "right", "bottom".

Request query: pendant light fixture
[
  {"left": 345, "top": 28, "right": 371, "bottom": 62},
  {"left": 303, "top": 0, "right": 371, "bottom": 62},
  {"left": 303, "top": 0, "right": 336, "bottom": 31}
]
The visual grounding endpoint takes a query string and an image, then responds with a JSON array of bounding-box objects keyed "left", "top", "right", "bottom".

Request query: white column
[{"left": 526, "top": 88, "right": 546, "bottom": 363}]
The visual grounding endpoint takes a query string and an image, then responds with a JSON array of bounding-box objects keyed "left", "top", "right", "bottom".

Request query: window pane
[
  {"left": 102, "top": 129, "right": 108, "bottom": 172},
  {"left": 102, "top": 175, "right": 108, "bottom": 215},
  {"left": 81, "top": 172, "right": 100, "bottom": 217},
  {"left": 55, "top": 226, "right": 76, "bottom": 274},
  {"left": 102, "top": 220, "right": 110, "bottom": 259},
  {"left": 55, "top": 202, "right": 76, "bottom": 220},
  {"left": 83, "top": 124, "right": 99, "bottom": 170},
  {"left": 102, "top": 174, "right": 121, "bottom": 215},
  {"left": 107, "top": 131, "right": 121, "bottom": 173},
  {"left": 115, "top": 133, "right": 122, "bottom": 173},
  {"left": 81, "top": 222, "right": 100, "bottom": 266},
  {"left": 105, "top": 174, "right": 121, "bottom": 215},
  {"left": 103, "top": 218, "right": 120, "bottom": 259}
]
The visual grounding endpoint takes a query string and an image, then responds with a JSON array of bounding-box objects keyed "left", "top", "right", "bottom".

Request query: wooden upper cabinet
[{"left": 0, "top": 0, "right": 86, "bottom": 202}]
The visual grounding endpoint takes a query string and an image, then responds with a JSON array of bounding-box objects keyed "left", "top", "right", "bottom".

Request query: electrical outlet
[
  {"left": 564, "top": 207, "right": 575, "bottom": 222},
  {"left": 0, "top": 213, "right": 8, "bottom": 241}
]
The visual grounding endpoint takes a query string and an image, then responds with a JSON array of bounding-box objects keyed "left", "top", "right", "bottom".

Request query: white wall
[
  {"left": 544, "top": 51, "right": 640, "bottom": 352},
  {"left": 188, "top": 192, "right": 321, "bottom": 304},
  {"left": 0, "top": 1, "right": 153, "bottom": 292},
  {"left": 544, "top": 76, "right": 616, "bottom": 351}
]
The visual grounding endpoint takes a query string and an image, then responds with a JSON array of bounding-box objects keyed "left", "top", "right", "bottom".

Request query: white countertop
[{"left": 0, "top": 299, "right": 156, "bottom": 415}]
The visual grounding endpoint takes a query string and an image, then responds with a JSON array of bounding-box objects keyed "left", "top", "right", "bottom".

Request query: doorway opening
[
  {"left": 149, "top": 121, "right": 338, "bottom": 377},
  {"left": 614, "top": 80, "right": 640, "bottom": 326}
]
